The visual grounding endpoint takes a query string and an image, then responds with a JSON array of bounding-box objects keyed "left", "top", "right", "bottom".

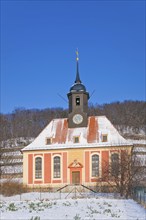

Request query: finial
[
  {"left": 75, "top": 48, "right": 81, "bottom": 84},
  {"left": 76, "top": 48, "right": 79, "bottom": 61}
]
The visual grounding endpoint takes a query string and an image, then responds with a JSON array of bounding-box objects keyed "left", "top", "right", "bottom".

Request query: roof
[
  {"left": 69, "top": 57, "right": 88, "bottom": 94},
  {"left": 70, "top": 83, "right": 87, "bottom": 92},
  {"left": 22, "top": 116, "right": 131, "bottom": 152}
]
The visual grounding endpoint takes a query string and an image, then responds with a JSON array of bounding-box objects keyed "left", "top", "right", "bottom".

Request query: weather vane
[{"left": 76, "top": 48, "right": 79, "bottom": 61}]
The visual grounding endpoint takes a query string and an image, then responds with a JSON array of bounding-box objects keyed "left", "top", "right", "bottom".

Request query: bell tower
[{"left": 67, "top": 50, "right": 89, "bottom": 128}]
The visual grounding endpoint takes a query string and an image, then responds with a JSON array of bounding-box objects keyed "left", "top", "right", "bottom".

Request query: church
[{"left": 22, "top": 52, "right": 132, "bottom": 188}]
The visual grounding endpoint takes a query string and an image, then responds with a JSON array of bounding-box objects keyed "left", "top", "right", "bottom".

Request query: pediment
[{"left": 68, "top": 159, "right": 83, "bottom": 168}]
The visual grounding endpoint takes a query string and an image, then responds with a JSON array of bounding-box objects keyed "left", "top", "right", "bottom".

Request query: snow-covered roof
[{"left": 22, "top": 116, "right": 132, "bottom": 152}]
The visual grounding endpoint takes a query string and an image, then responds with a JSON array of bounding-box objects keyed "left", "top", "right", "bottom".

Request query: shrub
[
  {"left": 6, "top": 202, "right": 18, "bottom": 211},
  {"left": 0, "top": 180, "right": 27, "bottom": 196}
]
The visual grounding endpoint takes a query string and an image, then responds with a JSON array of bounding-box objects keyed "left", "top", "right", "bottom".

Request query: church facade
[{"left": 22, "top": 53, "right": 132, "bottom": 188}]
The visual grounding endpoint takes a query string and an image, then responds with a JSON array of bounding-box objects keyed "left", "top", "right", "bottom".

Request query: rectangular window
[
  {"left": 54, "top": 156, "right": 61, "bottom": 178},
  {"left": 111, "top": 153, "right": 119, "bottom": 177},
  {"left": 35, "top": 157, "right": 42, "bottom": 179},
  {"left": 92, "top": 155, "right": 99, "bottom": 177},
  {"left": 74, "top": 137, "right": 79, "bottom": 143},
  {"left": 76, "top": 97, "right": 80, "bottom": 106},
  {"left": 102, "top": 135, "right": 108, "bottom": 142},
  {"left": 46, "top": 138, "right": 52, "bottom": 145}
]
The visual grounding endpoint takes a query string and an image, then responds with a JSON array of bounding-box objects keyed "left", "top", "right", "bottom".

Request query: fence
[
  {"left": 16, "top": 184, "right": 125, "bottom": 201},
  {"left": 132, "top": 187, "right": 146, "bottom": 208}
]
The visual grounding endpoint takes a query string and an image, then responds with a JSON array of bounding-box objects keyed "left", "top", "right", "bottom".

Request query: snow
[
  {"left": 0, "top": 178, "right": 23, "bottom": 183},
  {"left": 128, "top": 139, "right": 146, "bottom": 145},
  {"left": 22, "top": 116, "right": 131, "bottom": 152},
  {"left": 2, "top": 151, "right": 22, "bottom": 156},
  {"left": 1, "top": 165, "right": 22, "bottom": 174},
  {"left": 98, "top": 116, "right": 126, "bottom": 145},
  {"left": 136, "top": 155, "right": 146, "bottom": 166},
  {"left": 22, "top": 142, "right": 131, "bottom": 152},
  {"left": 0, "top": 192, "right": 145, "bottom": 220},
  {"left": 1, "top": 158, "right": 22, "bottom": 163},
  {"left": 1, "top": 137, "right": 34, "bottom": 149},
  {"left": 67, "top": 127, "right": 87, "bottom": 144},
  {"left": 133, "top": 146, "right": 146, "bottom": 153}
]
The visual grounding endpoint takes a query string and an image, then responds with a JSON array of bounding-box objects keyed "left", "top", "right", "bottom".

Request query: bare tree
[{"left": 102, "top": 149, "right": 145, "bottom": 198}]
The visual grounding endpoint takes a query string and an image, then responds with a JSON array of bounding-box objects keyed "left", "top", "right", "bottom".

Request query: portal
[{"left": 72, "top": 171, "right": 80, "bottom": 184}]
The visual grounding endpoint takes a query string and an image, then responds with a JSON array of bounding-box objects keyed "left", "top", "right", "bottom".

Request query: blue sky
[{"left": 1, "top": 0, "right": 145, "bottom": 114}]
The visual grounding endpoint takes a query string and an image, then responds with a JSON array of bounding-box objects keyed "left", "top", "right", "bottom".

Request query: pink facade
[{"left": 27, "top": 150, "right": 116, "bottom": 186}]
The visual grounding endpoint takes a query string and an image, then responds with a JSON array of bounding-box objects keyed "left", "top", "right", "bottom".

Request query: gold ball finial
[{"left": 76, "top": 48, "right": 79, "bottom": 61}]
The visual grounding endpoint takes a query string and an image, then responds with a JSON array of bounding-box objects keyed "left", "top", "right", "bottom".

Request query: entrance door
[{"left": 72, "top": 171, "right": 80, "bottom": 184}]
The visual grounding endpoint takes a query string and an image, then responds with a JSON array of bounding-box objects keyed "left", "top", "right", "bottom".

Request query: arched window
[
  {"left": 92, "top": 154, "right": 99, "bottom": 177},
  {"left": 35, "top": 157, "right": 42, "bottom": 179},
  {"left": 54, "top": 156, "right": 61, "bottom": 178},
  {"left": 111, "top": 153, "right": 119, "bottom": 177},
  {"left": 76, "top": 96, "right": 80, "bottom": 106}
]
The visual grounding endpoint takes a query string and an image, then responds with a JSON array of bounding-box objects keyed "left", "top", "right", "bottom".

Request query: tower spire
[{"left": 75, "top": 49, "right": 81, "bottom": 84}]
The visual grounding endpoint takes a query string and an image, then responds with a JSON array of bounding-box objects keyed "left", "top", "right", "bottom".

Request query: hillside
[
  {"left": 1, "top": 193, "right": 146, "bottom": 220},
  {"left": 0, "top": 100, "right": 146, "bottom": 142},
  {"left": 0, "top": 100, "right": 145, "bottom": 178}
]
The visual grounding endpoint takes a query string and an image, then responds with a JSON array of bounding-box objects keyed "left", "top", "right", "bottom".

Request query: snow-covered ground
[{"left": 0, "top": 192, "right": 145, "bottom": 220}]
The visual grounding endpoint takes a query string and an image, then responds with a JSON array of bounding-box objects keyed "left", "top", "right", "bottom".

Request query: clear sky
[{"left": 1, "top": 0, "right": 145, "bottom": 114}]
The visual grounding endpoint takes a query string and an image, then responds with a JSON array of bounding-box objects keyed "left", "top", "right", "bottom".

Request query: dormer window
[
  {"left": 46, "top": 138, "right": 52, "bottom": 145},
  {"left": 102, "top": 134, "right": 108, "bottom": 142},
  {"left": 74, "top": 136, "right": 79, "bottom": 143},
  {"left": 76, "top": 97, "right": 80, "bottom": 106}
]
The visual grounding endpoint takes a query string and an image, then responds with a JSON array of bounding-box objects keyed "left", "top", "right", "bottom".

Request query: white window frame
[
  {"left": 52, "top": 154, "right": 62, "bottom": 180},
  {"left": 90, "top": 153, "right": 101, "bottom": 178},
  {"left": 34, "top": 155, "right": 44, "bottom": 181}
]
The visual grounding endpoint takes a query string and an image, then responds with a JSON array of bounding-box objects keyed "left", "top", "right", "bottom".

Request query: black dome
[{"left": 70, "top": 83, "right": 86, "bottom": 92}]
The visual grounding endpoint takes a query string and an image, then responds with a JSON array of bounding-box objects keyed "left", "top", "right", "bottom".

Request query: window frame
[
  {"left": 74, "top": 136, "right": 80, "bottom": 143},
  {"left": 46, "top": 137, "right": 52, "bottom": 145},
  {"left": 102, "top": 134, "right": 108, "bottom": 142},
  {"left": 111, "top": 153, "right": 120, "bottom": 177},
  {"left": 53, "top": 155, "right": 61, "bottom": 179},
  {"left": 91, "top": 154, "right": 100, "bottom": 178},
  {"left": 35, "top": 156, "right": 43, "bottom": 179}
]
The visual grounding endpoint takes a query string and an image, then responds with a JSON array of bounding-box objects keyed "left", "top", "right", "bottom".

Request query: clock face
[{"left": 73, "top": 114, "right": 83, "bottom": 124}]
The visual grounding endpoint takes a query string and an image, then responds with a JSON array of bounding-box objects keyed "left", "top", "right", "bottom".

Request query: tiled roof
[{"left": 22, "top": 116, "right": 131, "bottom": 151}]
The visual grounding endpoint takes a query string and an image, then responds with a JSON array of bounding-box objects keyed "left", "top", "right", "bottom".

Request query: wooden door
[{"left": 72, "top": 171, "right": 80, "bottom": 184}]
